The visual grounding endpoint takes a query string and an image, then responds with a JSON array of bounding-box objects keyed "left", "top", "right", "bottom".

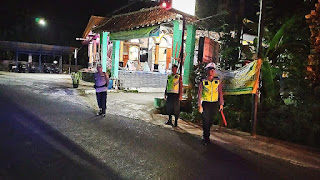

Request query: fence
[{"left": 118, "top": 70, "right": 168, "bottom": 89}]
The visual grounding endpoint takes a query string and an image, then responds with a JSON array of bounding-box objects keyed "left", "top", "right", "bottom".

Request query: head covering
[
  {"left": 205, "top": 62, "right": 216, "bottom": 70},
  {"left": 97, "top": 64, "right": 102, "bottom": 68}
]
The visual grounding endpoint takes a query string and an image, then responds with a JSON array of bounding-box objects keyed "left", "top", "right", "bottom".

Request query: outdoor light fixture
[
  {"left": 35, "top": 17, "right": 47, "bottom": 26},
  {"left": 172, "top": 0, "right": 196, "bottom": 16},
  {"left": 130, "top": 39, "right": 140, "bottom": 43},
  {"left": 161, "top": 1, "right": 167, "bottom": 9},
  {"left": 39, "top": 19, "right": 46, "bottom": 26},
  {"left": 76, "top": 38, "right": 87, "bottom": 41},
  {"left": 160, "top": 0, "right": 172, "bottom": 10}
]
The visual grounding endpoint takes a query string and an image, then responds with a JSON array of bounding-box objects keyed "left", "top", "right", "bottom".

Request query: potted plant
[{"left": 71, "top": 71, "right": 82, "bottom": 88}]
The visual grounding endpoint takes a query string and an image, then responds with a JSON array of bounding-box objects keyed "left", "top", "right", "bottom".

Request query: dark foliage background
[{"left": 181, "top": 0, "right": 320, "bottom": 148}]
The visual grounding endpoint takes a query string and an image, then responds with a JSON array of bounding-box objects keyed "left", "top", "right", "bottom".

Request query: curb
[
  {"left": 77, "top": 88, "right": 165, "bottom": 95},
  {"left": 76, "top": 88, "right": 120, "bottom": 95},
  {"left": 77, "top": 88, "right": 320, "bottom": 171},
  {"left": 158, "top": 114, "right": 320, "bottom": 170}
]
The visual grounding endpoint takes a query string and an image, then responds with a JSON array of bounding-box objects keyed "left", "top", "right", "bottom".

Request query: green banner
[
  {"left": 110, "top": 26, "right": 159, "bottom": 40},
  {"left": 219, "top": 60, "right": 262, "bottom": 95}
]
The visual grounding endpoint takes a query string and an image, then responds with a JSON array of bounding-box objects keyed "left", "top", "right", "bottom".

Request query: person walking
[
  {"left": 164, "top": 64, "right": 182, "bottom": 127},
  {"left": 94, "top": 64, "right": 109, "bottom": 117},
  {"left": 198, "top": 63, "right": 224, "bottom": 145}
]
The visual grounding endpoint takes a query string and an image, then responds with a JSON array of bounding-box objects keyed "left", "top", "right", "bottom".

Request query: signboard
[
  {"left": 219, "top": 60, "right": 262, "bottom": 95},
  {"left": 198, "top": 37, "right": 219, "bottom": 63},
  {"left": 203, "top": 37, "right": 214, "bottom": 63},
  {"left": 172, "top": 0, "right": 196, "bottom": 16}
]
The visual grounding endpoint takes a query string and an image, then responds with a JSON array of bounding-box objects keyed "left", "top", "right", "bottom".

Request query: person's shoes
[
  {"left": 96, "top": 109, "right": 103, "bottom": 116},
  {"left": 202, "top": 138, "right": 210, "bottom": 146},
  {"left": 102, "top": 113, "right": 106, "bottom": 117},
  {"left": 165, "top": 121, "right": 173, "bottom": 125}
]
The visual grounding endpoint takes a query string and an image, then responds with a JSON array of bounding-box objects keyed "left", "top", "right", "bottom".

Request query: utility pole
[
  {"left": 251, "top": 0, "right": 264, "bottom": 137},
  {"left": 256, "top": 0, "right": 264, "bottom": 58}
]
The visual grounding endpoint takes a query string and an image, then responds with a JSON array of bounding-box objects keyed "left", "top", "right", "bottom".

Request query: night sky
[
  {"left": 0, "top": 0, "right": 130, "bottom": 47},
  {"left": 0, "top": 0, "right": 260, "bottom": 48}
]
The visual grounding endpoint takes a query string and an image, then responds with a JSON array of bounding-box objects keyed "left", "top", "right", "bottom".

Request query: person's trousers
[
  {"left": 96, "top": 91, "right": 107, "bottom": 114},
  {"left": 202, "top": 101, "right": 218, "bottom": 141},
  {"left": 166, "top": 93, "right": 180, "bottom": 121}
]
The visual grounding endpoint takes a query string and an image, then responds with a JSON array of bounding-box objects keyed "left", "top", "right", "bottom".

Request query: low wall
[
  {"left": 62, "top": 65, "right": 83, "bottom": 73},
  {"left": 82, "top": 71, "right": 95, "bottom": 83},
  {"left": 118, "top": 70, "right": 167, "bottom": 89},
  {"left": 82, "top": 70, "right": 168, "bottom": 92}
]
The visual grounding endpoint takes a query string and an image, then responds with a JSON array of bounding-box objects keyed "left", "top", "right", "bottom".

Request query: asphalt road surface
[{"left": 0, "top": 73, "right": 320, "bottom": 180}]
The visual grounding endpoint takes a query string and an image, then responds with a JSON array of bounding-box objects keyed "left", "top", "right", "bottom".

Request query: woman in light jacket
[{"left": 94, "top": 64, "right": 109, "bottom": 117}]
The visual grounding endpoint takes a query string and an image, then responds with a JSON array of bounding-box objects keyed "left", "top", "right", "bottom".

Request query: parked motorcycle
[
  {"left": 28, "top": 62, "right": 38, "bottom": 73},
  {"left": 8, "top": 62, "right": 17, "bottom": 72},
  {"left": 43, "top": 64, "right": 51, "bottom": 73},
  {"left": 18, "top": 63, "right": 27, "bottom": 73}
]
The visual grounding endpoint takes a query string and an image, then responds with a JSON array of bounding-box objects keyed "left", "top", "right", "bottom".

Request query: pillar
[
  {"left": 101, "top": 32, "right": 109, "bottom": 73},
  {"left": 88, "top": 42, "right": 93, "bottom": 68},
  {"left": 183, "top": 24, "right": 196, "bottom": 85},
  {"left": 154, "top": 43, "right": 160, "bottom": 70},
  {"left": 93, "top": 40, "right": 97, "bottom": 63},
  {"left": 148, "top": 38, "right": 153, "bottom": 71},
  {"left": 28, "top": 54, "right": 32, "bottom": 63},
  {"left": 59, "top": 56, "right": 63, "bottom": 74},
  {"left": 112, "top": 40, "right": 120, "bottom": 78},
  {"left": 74, "top": 49, "right": 78, "bottom": 71},
  {"left": 120, "top": 41, "right": 124, "bottom": 67},
  {"left": 172, "top": 20, "right": 183, "bottom": 65},
  {"left": 39, "top": 54, "right": 42, "bottom": 73},
  {"left": 166, "top": 48, "right": 172, "bottom": 70},
  {"left": 15, "top": 52, "right": 19, "bottom": 72}
]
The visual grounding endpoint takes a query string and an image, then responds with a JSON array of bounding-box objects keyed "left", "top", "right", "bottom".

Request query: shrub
[{"left": 71, "top": 71, "right": 82, "bottom": 84}]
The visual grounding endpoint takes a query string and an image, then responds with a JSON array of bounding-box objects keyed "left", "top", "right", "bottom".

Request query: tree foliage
[
  {"left": 183, "top": 0, "right": 320, "bottom": 147},
  {"left": 248, "top": 0, "right": 319, "bottom": 147}
]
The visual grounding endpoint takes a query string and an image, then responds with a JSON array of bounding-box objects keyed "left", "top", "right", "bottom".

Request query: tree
[
  {"left": 192, "top": 0, "right": 320, "bottom": 147},
  {"left": 306, "top": 1, "right": 320, "bottom": 97}
]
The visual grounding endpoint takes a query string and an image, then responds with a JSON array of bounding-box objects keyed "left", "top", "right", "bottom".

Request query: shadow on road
[{"left": 0, "top": 94, "right": 122, "bottom": 180}]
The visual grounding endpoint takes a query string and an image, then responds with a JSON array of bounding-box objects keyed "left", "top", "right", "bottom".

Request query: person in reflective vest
[
  {"left": 198, "top": 63, "right": 224, "bottom": 145},
  {"left": 164, "top": 64, "right": 182, "bottom": 127}
]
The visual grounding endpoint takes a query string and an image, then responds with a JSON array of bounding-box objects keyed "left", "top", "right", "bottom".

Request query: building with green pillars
[{"left": 81, "top": 6, "right": 198, "bottom": 91}]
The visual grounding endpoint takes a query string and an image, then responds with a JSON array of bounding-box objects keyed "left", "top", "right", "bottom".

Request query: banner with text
[{"left": 218, "top": 60, "right": 262, "bottom": 95}]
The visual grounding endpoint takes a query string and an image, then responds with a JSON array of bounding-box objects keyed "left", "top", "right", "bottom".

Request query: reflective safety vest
[
  {"left": 201, "top": 78, "right": 220, "bottom": 102},
  {"left": 167, "top": 74, "right": 180, "bottom": 94}
]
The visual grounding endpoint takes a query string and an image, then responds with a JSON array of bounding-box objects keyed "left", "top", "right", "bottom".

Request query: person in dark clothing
[
  {"left": 164, "top": 65, "right": 182, "bottom": 127},
  {"left": 198, "top": 63, "right": 224, "bottom": 145},
  {"left": 94, "top": 64, "right": 109, "bottom": 117}
]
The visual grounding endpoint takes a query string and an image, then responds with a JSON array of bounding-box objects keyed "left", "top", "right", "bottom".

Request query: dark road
[{"left": 0, "top": 75, "right": 320, "bottom": 179}]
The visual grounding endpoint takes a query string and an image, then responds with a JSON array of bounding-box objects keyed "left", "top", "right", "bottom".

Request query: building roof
[
  {"left": 110, "top": 0, "right": 159, "bottom": 16},
  {"left": 82, "top": 16, "right": 109, "bottom": 38},
  {"left": 0, "top": 41, "right": 75, "bottom": 55},
  {"left": 94, "top": 6, "right": 197, "bottom": 33}
]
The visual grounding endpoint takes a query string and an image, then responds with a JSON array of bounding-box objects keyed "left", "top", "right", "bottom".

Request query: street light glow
[
  {"left": 161, "top": 2, "right": 167, "bottom": 9},
  {"left": 39, "top": 19, "right": 46, "bottom": 26},
  {"left": 172, "top": 0, "right": 196, "bottom": 16},
  {"left": 35, "top": 17, "right": 46, "bottom": 26}
]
